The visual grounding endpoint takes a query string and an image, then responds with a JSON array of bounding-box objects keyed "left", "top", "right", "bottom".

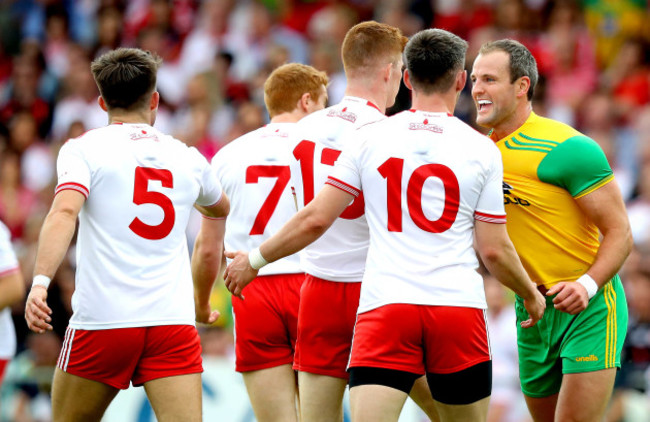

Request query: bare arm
[
  {"left": 25, "top": 190, "right": 84, "bottom": 333},
  {"left": 195, "top": 192, "right": 230, "bottom": 219},
  {"left": 548, "top": 181, "right": 632, "bottom": 314},
  {"left": 474, "top": 220, "right": 545, "bottom": 327},
  {"left": 0, "top": 271, "right": 24, "bottom": 311},
  {"left": 191, "top": 218, "right": 226, "bottom": 324},
  {"left": 192, "top": 193, "right": 230, "bottom": 323},
  {"left": 224, "top": 185, "right": 353, "bottom": 297}
]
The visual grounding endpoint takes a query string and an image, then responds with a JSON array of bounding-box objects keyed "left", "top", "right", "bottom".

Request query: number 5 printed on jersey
[{"left": 129, "top": 166, "right": 176, "bottom": 240}]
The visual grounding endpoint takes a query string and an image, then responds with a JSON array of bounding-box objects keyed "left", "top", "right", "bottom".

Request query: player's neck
[
  {"left": 410, "top": 91, "right": 456, "bottom": 114},
  {"left": 490, "top": 103, "right": 533, "bottom": 141},
  {"left": 108, "top": 111, "right": 152, "bottom": 125},
  {"left": 344, "top": 84, "right": 387, "bottom": 114},
  {"left": 270, "top": 111, "right": 301, "bottom": 124}
]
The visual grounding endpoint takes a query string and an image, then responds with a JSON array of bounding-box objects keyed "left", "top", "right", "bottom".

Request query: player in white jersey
[
  {"left": 24, "top": 48, "right": 230, "bottom": 422},
  {"left": 280, "top": 21, "right": 437, "bottom": 422},
  {"left": 224, "top": 29, "right": 546, "bottom": 422},
  {"left": 212, "top": 63, "right": 328, "bottom": 422},
  {"left": 0, "top": 220, "right": 24, "bottom": 389}
]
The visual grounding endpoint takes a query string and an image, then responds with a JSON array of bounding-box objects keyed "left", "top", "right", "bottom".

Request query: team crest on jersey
[
  {"left": 327, "top": 107, "right": 357, "bottom": 123},
  {"left": 129, "top": 130, "right": 158, "bottom": 141},
  {"left": 408, "top": 119, "right": 443, "bottom": 133},
  {"left": 262, "top": 129, "right": 288, "bottom": 138}
]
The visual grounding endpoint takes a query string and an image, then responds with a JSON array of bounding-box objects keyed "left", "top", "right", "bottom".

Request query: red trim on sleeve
[
  {"left": 55, "top": 183, "right": 89, "bottom": 199},
  {"left": 326, "top": 177, "right": 361, "bottom": 197},
  {"left": 474, "top": 211, "right": 506, "bottom": 224},
  {"left": 0, "top": 267, "right": 19, "bottom": 278}
]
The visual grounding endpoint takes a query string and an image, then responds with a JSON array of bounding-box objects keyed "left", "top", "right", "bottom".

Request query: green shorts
[{"left": 515, "top": 275, "right": 628, "bottom": 398}]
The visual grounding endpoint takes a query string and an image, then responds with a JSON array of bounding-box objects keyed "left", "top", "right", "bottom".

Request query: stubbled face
[{"left": 470, "top": 51, "right": 519, "bottom": 130}]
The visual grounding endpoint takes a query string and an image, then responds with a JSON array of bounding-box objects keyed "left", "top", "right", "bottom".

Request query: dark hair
[
  {"left": 90, "top": 48, "right": 162, "bottom": 111},
  {"left": 404, "top": 29, "right": 468, "bottom": 94},
  {"left": 479, "top": 39, "right": 538, "bottom": 101}
]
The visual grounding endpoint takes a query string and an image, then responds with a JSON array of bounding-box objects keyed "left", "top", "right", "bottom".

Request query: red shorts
[
  {"left": 0, "top": 359, "right": 8, "bottom": 385},
  {"left": 349, "top": 304, "right": 490, "bottom": 375},
  {"left": 232, "top": 273, "right": 304, "bottom": 372},
  {"left": 58, "top": 325, "right": 203, "bottom": 389},
  {"left": 293, "top": 275, "right": 361, "bottom": 379}
]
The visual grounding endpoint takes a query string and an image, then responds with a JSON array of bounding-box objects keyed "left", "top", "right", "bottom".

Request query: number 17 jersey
[
  {"left": 56, "top": 123, "right": 223, "bottom": 330},
  {"left": 290, "top": 96, "right": 385, "bottom": 282}
]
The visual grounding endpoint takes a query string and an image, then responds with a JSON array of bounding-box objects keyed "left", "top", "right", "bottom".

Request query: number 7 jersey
[
  {"left": 55, "top": 123, "right": 223, "bottom": 329},
  {"left": 289, "top": 96, "right": 385, "bottom": 282},
  {"left": 328, "top": 110, "right": 506, "bottom": 312},
  {"left": 211, "top": 123, "right": 302, "bottom": 276}
]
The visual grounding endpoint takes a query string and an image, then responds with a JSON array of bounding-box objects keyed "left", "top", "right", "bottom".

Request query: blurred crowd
[{"left": 0, "top": 0, "right": 649, "bottom": 421}]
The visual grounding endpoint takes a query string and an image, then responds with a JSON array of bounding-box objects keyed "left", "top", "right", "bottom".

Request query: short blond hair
[
  {"left": 341, "top": 21, "right": 408, "bottom": 76},
  {"left": 264, "top": 63, "right": 329, "bottom": 118}
]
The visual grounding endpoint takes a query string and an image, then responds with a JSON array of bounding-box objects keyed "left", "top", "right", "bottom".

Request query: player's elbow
[
  {"left": 301, "top": 212, "right": 332, "bottom": 237},
  {"left": 478, "top": 244, "right": 507, "bottom": 266},
  {"left": 622, "top": 224, "right": 634, "bottom": 257}
]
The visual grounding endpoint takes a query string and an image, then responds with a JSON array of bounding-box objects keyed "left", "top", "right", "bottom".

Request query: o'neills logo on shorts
[
  {"left": 408, "top": 119, "right": 443, "bottom": 133},
  {"left": 575, "top": 354, "right": 598, "bottom": 362},
  {"left": 327, "top": 107, "right": 357, "bottom": 122}
]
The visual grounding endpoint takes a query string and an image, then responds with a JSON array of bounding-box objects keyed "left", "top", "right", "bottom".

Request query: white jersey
[
  {"left": 0, "top": 221, "right": 19, "bottom": 358},
  {"left": 290, "top": 96, "right": 385, "bottom": 282},
  {"left": 212, "top": 123, "right": 301, "bottom": 276},
  {"left": 56, "top": 123, "right": 223, "bottom": 330},
  {"left": 328, "top": 110, "right": 506, "bottom": 312}
]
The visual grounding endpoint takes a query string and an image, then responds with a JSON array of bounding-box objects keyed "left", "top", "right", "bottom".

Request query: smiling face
[{"left": 470, "top": 50, "right": 521, "bottom": 132}]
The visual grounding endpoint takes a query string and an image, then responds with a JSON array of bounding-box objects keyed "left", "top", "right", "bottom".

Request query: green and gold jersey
[{"left": 491, "top": 112, "right": 614, "bottom": 289}]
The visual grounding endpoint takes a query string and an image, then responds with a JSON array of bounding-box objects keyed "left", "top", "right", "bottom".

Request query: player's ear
[
  {"left": 517, "top": 76, "right": 531, "bottom": 99},
  {"left": 98, "top": 96, "right": 108, "bottom": 112},
  {"left": 457, "top": 70, "right": 467, "bottom": 93},
  {"left": 150, "top": 91, "right": 160, "bottom": 111},
  {"left": 299, "top": 92, "right": 311, "bottom": 112},
  {"left": 403, "top": 69, "right": 413, "bottom": 91},
  {"left": 383, "top": 61, "right": 393, "bottom": 82}
]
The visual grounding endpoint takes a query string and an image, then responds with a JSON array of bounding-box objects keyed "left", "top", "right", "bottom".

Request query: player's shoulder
[
  {"left": 214, "top": 125, "right": 279, "bottom": 157},
  {"left": 523, "top": 113, "right": 584, "bottom": 144}
]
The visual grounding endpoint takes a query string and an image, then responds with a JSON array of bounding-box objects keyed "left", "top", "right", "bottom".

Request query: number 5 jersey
[{"left": 55, "top": 123, "right": 223, "bottom": 329}]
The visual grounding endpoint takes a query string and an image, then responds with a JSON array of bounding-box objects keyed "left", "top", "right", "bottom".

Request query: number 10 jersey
[{"left": 328, "top": 110, "right": 506, "bottom": 313}]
